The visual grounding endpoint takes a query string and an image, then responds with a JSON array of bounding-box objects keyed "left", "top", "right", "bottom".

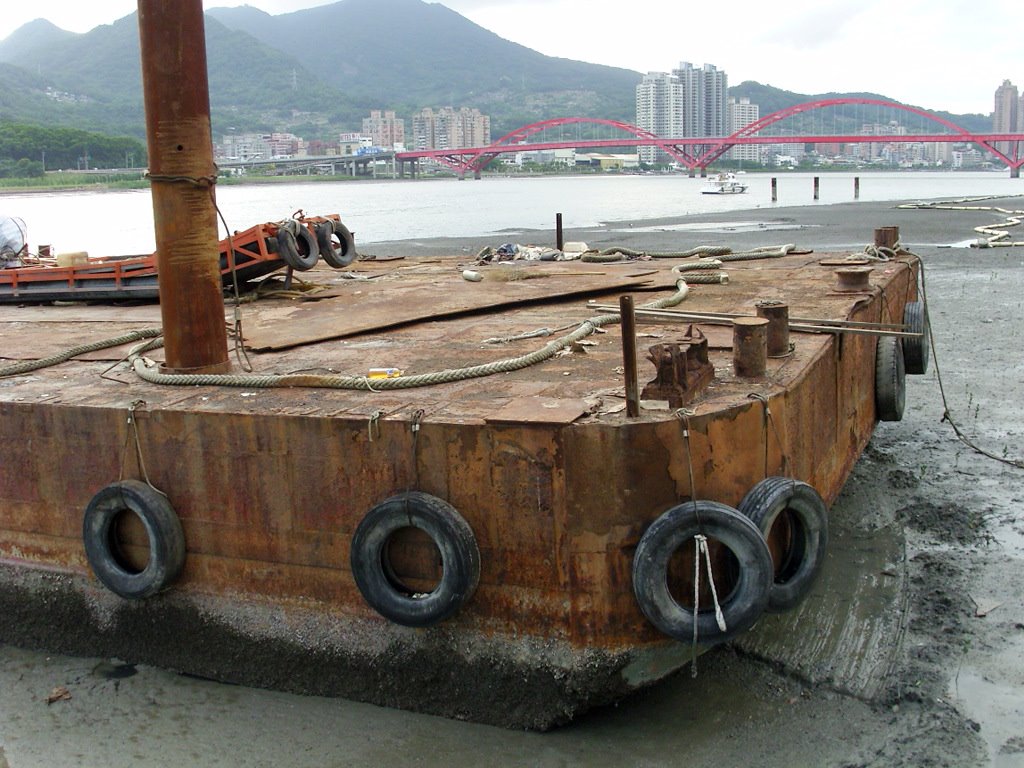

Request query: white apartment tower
[
  {"left": 636, "top": 72, "right": 683, "bottom": 164},
  {"left": 635, "top": 62, "right": 731, "bottom": 165},
  {"left": 728, "top": 97, "right": 760, "bottom": 163}
]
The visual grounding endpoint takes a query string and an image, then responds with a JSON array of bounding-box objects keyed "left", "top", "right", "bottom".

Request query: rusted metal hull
[{"left": 0, "top": 249, "right": 920, "bottom": 728}]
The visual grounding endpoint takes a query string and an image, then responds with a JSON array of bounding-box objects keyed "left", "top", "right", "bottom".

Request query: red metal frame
[{"left": 397, "top": 101, "right": 1024, "bottom": 175}]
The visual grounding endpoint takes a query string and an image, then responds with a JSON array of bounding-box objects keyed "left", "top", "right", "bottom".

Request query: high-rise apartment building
[
  {"left": 636, "top": 72, "right": 683, "bottom": 164},
  {"left": 362, "top": 110, "right": 406, "bottom": 150},
  {"left": 635, "top": 62, "right": 732, "bottom": 165},
  {"left": 993, "top": 80, "right": 1019, "bottom": 155},
  {"left": 412, "top": 107, "right": 491, "bottom": 151},
  {"left": 728, "top": 97, "right": 759, "bottom": 163}
]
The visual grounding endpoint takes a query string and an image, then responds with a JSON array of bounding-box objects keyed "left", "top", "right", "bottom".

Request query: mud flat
[{"left": 2, "top": 197, "right": 1023, "bottom": 766}]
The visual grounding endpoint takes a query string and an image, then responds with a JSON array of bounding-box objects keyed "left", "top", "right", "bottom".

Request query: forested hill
[{"left": 0, "top": 0, "right": 991, "bottom": 152}]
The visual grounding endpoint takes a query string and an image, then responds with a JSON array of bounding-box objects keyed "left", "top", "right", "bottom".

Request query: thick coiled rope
[
  {"left": 581, "top": 245, "right": 731, "bottom": 262},
  {"left": 128, "top": 280, "right": 693, "bottom": 390},
  {"left": 0, "top": 328, "right": 162, "bottom": 378},
  {"left": 897, "top": 196, "right": 1024, "bottom": 248}
]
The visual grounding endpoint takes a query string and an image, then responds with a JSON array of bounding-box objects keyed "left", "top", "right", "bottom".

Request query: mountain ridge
[{"left": 0, "top": 1, "right": 991, "bottom": 143}]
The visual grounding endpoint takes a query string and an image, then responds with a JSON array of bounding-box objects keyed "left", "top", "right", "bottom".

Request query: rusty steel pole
[{"left": 138, "top": 0, "right": 230, "bottom": 373}]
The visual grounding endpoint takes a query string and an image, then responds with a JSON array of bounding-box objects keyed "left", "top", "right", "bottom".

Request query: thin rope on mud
[{"left": 897, "top": 196, "right": 1024, "bottom": 248}]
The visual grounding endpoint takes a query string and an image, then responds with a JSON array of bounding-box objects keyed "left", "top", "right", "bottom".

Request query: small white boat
[{"left": 701, "top": 173, "right": 748, "bottom": 195}]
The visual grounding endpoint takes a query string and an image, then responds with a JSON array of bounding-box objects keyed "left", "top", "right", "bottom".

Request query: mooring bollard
[
  {"left": 556, "top": 212, "right": 563, "bottom": 251},
  {"left": 813, "top": 176, "right": 820, "bottom": 200},
  {"left": 874, "top": 226, "right": 900, "bottom": 250},
  {"left": 854, "top": 176, "right": 860, "bottom": 199},
  {"left": 733, "top": 317, "right": 769, "bottom": 378},
  {"left": 755, "top": 300, "right": 790, "bottom": 357},
  {"left": 771, "top": 177, "right": 778, "bottom": 202}
]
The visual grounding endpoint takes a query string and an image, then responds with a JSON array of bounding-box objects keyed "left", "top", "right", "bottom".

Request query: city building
[
  {"left": 993, "top": 80, "right": 1019, "bottom": 155},
  {"left": 362, "top": 110, "right": 406, "bottom": 150},
  {"left": 411, "top": 107, "right": 491, "bottom": 151},
  {"left": 635, "top": 72, "right": 683, "bottom": 165},
  {"left": 727, "top": 97, "right": 760, "bottom": 163},
  {"left": 634, "top": 62, "right": 732, "bottom": 166}
]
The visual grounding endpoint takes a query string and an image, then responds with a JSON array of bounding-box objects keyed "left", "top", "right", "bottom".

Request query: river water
[{"left": 2, "top": 170, "right": 1020, "bottom": 256}]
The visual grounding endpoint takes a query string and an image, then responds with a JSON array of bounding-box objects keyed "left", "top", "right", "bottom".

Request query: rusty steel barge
[{"left": 0, "top": 1, "right": 929, "bottom": 730}]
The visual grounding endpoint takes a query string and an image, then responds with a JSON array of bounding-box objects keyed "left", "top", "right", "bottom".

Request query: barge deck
[{"left": 0, "top": 245, "right": 922, "bottom": 728}]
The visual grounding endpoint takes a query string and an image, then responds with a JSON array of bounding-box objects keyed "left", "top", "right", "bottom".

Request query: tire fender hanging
[
  {"left": 738, "top": 477, "right": 828, "bottom": 612},
  {"left": 350, "top": 492, "right": 480, "bottom": 628},
  {"left": 902, "top": 300, "right": 929, "bottom": 375},
  {"left": 632, "top": 500, "right": 772, "bottom": 645},
  {"left": 276, "top": 219, "right": 319, "bottom": 271},
  {"left": 875, "top": 335, "right": 906, "bottom": 422},
  {"left": 82, "top": 479, "right": 186, "bottom": 600},
  {"left": 316, "top": 219, "right": 357, "bottom": 268}
]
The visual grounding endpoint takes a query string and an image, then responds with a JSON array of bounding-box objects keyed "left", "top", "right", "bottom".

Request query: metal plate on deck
[
  {"left": 485, "top": 398, "right": 589, "bottom": 425},
  {"left": 243, "top": 267, "right": 658, "bottom": 351}
]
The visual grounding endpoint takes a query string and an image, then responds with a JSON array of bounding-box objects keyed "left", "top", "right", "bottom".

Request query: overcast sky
[{"left": 3, "top": 0, "right": 1017, "bottom": 116}]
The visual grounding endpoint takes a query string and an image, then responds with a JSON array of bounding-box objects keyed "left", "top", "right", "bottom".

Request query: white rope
[{"left": 690, "top": 532, "right": 728, "bottom": 677}]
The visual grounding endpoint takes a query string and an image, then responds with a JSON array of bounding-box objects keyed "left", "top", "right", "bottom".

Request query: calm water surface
[{"left": 3, "top": 171, "right": 1020, "bottom": 256}]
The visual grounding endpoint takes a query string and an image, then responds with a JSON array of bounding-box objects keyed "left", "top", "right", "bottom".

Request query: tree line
[{"left": 0, "top": 121, "right": 147, "bottom": 176}]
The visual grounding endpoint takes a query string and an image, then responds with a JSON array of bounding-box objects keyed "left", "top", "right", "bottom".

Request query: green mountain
[
  {"left": 0, "top": 0, "right": 991, "bottom": 159},
  {"left": 205, "top": 0, "right": 640, "bottom": 136}
]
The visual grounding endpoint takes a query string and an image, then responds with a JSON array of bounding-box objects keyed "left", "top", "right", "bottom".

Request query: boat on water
[
  {"left": 701, "top": 172, "right": 749, "bottom": 195},
  {"left": 0, "top": 223, "right": 928, "bottom": 728}
]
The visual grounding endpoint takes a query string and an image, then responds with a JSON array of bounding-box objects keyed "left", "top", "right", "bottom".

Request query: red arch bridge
[{"left": 395, "top": 98, "right": 1024, "bottom": 179}]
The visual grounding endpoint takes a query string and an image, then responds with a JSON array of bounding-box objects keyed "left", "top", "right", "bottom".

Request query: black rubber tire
[
  {"left": 350, "top": 492, "right": 480, "bottom": 627},
  {"left": 902, "top": 301, "right": 929, "bottom": 375},
  {"left": 632, "top": 500, "right": 772, "bottom": 645},
  {"left": 316, "top": 219, "right": 357, "bottom": 268},
  {"left": 276, "top": 221, "right": 319, "bottom": 271},
  {"left": 875, "top": 335, "right": 906, "bottom": 422},
  {"left": 737, "top": 477, "right": 828, "bottom": 612},
  {"left": 82, "top": 480, "right": 186, "bottom": 600}
]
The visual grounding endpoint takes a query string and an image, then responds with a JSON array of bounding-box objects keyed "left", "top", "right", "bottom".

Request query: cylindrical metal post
[
  {"left": 813, "top": 176, "right": 820, "bottom": 200},
  {"left": 755, "top": 300, "right": 790, "bottom": 357},
  {"left": 733, "top": 317, "right": 768, "bottom": 378},
  {"left": 854, "top": 176, "right": 860, "bottom": 199},
  {"left": 138, "top": 0, "right": 229, "bottom": 374},
  {"left": 874, "top": 226, "right": 900, "bottom": 250},
  {"left": 771, "top": 177, "right": 778, "bottom": 202},
  {"left": 620, "top": 295, "right": 641, "bottom": 418},
  {"left": 556, "top": 213, "right": 564, "bottom": 251}
]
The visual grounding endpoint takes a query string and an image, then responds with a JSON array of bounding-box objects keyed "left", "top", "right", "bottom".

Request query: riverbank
[{"left": 1, "top": 198, "right": 1022, "bottom": 766}]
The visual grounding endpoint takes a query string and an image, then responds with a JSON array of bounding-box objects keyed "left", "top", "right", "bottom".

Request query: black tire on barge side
[
  {"left": 902, "top": 300, "right": 930, "bottom": 375},
  {"left": 737, "top": 477, "right": 828, "bottom": 612},
  {"left": 350, "top": 492, "right": 480, "bottom": 628},
  {"left": 875, "top": 335, "right": 906, "bottom": 422},
  {"left": 82, "top": 480, "right": 186, "bottom": 600},
  {"left": 632, "top": 500, "right": 773, "bottom": 645}
]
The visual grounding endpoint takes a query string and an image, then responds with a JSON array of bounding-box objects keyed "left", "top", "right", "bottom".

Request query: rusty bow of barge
[
  {"left": 0, "top": 0, "right": 928, "bottom": 731},
  {"left": 0, "top": 233, "right": 926, "bottom": 728}
]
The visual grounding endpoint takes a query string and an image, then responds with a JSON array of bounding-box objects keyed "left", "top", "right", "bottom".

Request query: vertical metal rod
[
  {"left": 771, "top": 177, "right": 778, "bottom": 202},
  {"left": 813, "top": 176, "right": 820, "bottom": 200},
  {"left": 620, "top": 295, "right": 641, "bottom": 418},
  {"left": 854, "top": 176, "right": 860, "bottom": 199},
  {"left": 138, "top": 0, "right": 230, "bottom": 373},
  {"left": 556, "top": 212, "right": 564, "bottom": 251}
]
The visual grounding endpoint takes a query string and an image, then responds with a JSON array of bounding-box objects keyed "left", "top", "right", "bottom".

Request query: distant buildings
[
  {"left": 362, "top": 110, "right": 406, "bottom": 151},
  {"left": 411, "top": 107, "right": 491, "bottom": 151},
  {"left": 993, "top": 80, "right": 1020, "bottom": 155},
  {"left": 727, "top": 97, "right": 760, "bottom": 163},
  {"left": 635, "top": 62, "right": 745, "bottom": 166}
]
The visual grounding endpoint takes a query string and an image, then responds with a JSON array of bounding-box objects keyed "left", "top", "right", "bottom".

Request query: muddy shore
[{"left": 2, "top": 195, "right": 1023, "bottom": 766}]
